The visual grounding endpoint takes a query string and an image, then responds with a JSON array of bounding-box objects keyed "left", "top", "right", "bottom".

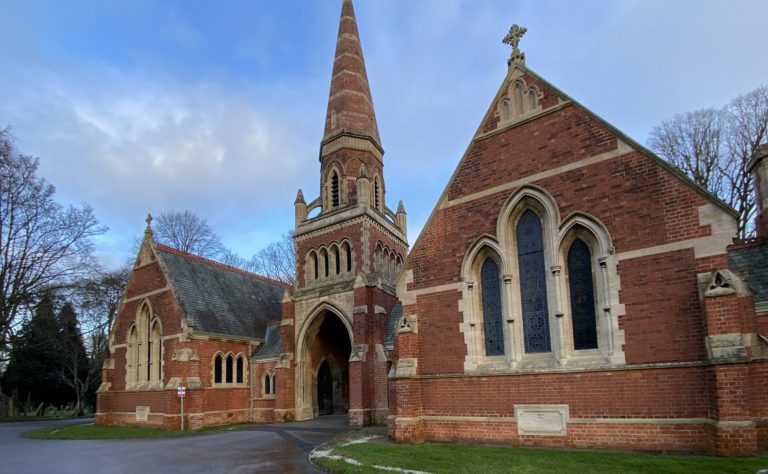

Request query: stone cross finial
[
  {"left": 145, "top": 213, "right": 153, "bottom": 235},
  {"left": 503, "top": 24, "right": 527, "bottom": 65}
]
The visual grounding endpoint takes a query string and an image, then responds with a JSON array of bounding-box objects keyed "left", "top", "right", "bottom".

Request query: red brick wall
[
  {"left": 619, "top": 249, "right": 706, "bottom": 364},
  {"left": 394, "top": 68, "right": 754, "bottom": 454}
]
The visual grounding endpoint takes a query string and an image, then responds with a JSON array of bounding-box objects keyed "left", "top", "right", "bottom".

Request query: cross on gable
[
  {"left": 503, "top": 24, "right": 527, "bottom": 50},
  {"left": 503, "top": 24, "right": 528, "bottom": 65}
]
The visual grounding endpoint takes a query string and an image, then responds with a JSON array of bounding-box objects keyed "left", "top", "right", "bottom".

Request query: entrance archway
[{"left": 296, "top": 306, "right": 352, "bottom": 420}]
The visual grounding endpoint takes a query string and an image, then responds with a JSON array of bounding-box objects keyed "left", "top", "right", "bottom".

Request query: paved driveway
[{"left": 0, "top": 416, "right": 350, "bottom": 473}]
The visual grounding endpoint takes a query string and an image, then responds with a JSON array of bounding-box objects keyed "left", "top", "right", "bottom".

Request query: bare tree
[
  {"left": 75, "top": 266, "right": 130, "bottom": 365},
  {"left": 59, "top": 302, "right": 89, "bottom": 416},
  {"left": 248, "top": 232, "right": 296, "bottom": 285},
  {"left": 723, "top": 85, "right": 768, "bottom": 237},
  {"left": 0, "top": 129, "right": 106, "bottom": 353},
  {"left": 648, "top": 108, "right": 726, "bottom": 196},
  {"left": 153, "top": 210, "right": 225, "bottom": 258},
  {"left": 648, "top": 85, "right": 768, "bottom": 238}
]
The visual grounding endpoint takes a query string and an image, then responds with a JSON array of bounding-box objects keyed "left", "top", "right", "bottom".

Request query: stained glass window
[
  {"left": 517, "top": 210, "right": 551, "bottom": 353},
  {"left": 481, "top": 257, "right": 504, "bottom": 356},
  {"left": 568, "top": 238, "right": 598, "bottom": 350}
]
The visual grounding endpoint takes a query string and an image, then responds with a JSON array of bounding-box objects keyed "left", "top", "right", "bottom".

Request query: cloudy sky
[{"left": 2, "top": 0, "right": 767, "bottom": 269}]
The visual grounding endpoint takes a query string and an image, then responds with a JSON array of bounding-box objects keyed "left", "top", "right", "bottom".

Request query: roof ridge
[{"left": 154, "top": 243, "right": 291, "bottom": 289}]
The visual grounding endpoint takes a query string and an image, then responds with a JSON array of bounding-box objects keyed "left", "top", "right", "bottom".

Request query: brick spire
[{"left": 322, "top": 0, "right": 381, "bottom": 147}]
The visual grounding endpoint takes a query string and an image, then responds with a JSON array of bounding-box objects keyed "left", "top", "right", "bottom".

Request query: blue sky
[{"left": 2, "top": 0, "right": 767, "bottom": 268}]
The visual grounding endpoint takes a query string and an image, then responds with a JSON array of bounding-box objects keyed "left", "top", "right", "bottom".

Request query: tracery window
[
  {"left": 460, "top": 187, "right": 621, "bottom": 372},
  {"left": 517, "top": 210, "right": 550, "bottom": 353},
  {"left": 212, "top": 352, "right": 247, "bottom": 386},
  {"left": 263, "top": 371, "right": 276, "bottom": 397},
  {"left": 125, "top": 302, "right": 163, "bottom": 388}
]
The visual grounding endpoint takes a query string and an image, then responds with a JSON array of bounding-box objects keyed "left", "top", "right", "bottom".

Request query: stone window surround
[
  {"left": 125, "top": 300, "right": 164, "bottom": 390},
  {"left": 324, "top": 163, "right": 346, "bottom": 210},
  {"left": 496, "top": 74, "right": 542, "bottom": 125},
  {"left": 262, "top": 370, "right": 276, "bottom": 399},
  {"left": 459, "top": 185, "right": 625, "bottom": 373},
  {"left": 374, "top": 241, "right": 404, "bottom": 284},
  {"left": 211, "top": 351, "right": 248, "bottom": 387},
  {"left": 304, "top": 239, "right": 356, "bottom": 284}
]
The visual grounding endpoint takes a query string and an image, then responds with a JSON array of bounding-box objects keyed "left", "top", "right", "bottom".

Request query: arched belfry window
[
  {"left": 517, "top": 210, "right": 551, "bottom": 353},
  {"left": 374, "top": 176, "right": 381, "bottom": 210},
  {"left": 480, "top": 257, "right": 503, "bottom": 356},
  {"left": 331, "top": 171, "right": 340, "bottom": 208},
  {"left": 568, "top": 238, "right": 598, "bottom": 350}
]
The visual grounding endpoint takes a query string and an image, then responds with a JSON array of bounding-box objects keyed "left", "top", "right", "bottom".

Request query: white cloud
[{"left": 1, "top": 63, "right": 317, "bottom": 265}]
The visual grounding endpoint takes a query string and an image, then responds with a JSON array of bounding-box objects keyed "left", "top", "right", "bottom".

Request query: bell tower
[{"left": 279, "top": 0, "right": 408, "bottom": 427}]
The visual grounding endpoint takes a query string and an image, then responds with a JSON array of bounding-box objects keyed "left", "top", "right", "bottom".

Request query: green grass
[
  {"left": 315, "top": 442, "right": 768, "bottom": 474},
  {"left": 24, "top": 421, "right": 256, "bottom": 439},
  {"left": 24, "top": 423, "right": 189, "bottom": 440}
]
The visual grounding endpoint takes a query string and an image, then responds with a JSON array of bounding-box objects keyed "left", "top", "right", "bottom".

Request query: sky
[{"left": 1, "top": 0, "right": 767, "bottom": 269}]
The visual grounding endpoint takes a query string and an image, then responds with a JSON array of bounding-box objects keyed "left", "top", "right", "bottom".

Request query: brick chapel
[{"left": 96, "top": 0, "right": 768, "bottom": 456}]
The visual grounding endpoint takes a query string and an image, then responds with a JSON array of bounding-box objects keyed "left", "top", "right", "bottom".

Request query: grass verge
[
  {"left": 25, "top": 424, "right": 187, "bottom": 440},
  {"left": 24, "top": 422, "right": 253, "bottom": 440},
  {"left": 314, "top": 441, "right": 768, "bottom": 474}
]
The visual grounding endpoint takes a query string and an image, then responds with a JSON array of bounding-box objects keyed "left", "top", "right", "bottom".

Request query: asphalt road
[{"left": 0, "top": 416, "right": 350, "bottom": 474}]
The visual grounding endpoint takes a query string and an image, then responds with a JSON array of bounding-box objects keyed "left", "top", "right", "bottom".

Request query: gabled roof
[
  {"left": 402, "top": 60, "right": 738, "bottom": 267},
  {"left": 155, "top": 244, "right": 286, "bottom": 340},
  {"left": 728, "top": 239, "right": 768, "bottom": 310},
  {"left": 252, "top": 321, "right": 281, "bottom": 359}
]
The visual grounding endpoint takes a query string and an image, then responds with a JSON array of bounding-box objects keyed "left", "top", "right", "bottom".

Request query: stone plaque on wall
[
  {"left": 135, "top": 406, "right": 150, "bottom": 422},
  {"left": 514, "top": 404, "right": 568, "bottom": 436}
]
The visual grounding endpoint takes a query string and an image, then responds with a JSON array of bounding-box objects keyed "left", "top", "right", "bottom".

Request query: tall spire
[{"left": 323, "top": 0, "right": 381, "bottom": 147}]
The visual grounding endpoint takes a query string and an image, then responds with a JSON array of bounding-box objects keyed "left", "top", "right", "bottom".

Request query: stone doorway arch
[{"left": 295, "top": 305, "right": 352, "bottom": 420}]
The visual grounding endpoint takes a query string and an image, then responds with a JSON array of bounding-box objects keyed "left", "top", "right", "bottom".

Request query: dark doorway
[{"left": 317, "top": 360, "right": 333, "bottom": 416}]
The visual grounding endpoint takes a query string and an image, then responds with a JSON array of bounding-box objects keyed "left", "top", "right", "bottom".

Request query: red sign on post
[{"left": 177, "top": 386, "right": 186, "bottom": 398}]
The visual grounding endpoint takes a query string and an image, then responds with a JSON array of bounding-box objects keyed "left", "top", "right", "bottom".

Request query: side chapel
[{"left": 97, "top": 0, "right": 768, "bottom": 456}]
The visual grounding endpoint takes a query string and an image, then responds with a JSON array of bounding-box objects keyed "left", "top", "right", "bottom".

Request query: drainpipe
[{"left": 249, "top": 343, "right": 254, "bottom": 423}]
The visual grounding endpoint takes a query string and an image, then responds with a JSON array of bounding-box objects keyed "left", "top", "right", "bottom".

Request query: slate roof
[
  {"left": 384, "top": 302, "right": 402, "bottom": 349},
  {"left": 728, "top": 240, "right": 768, "bottom": 306},
  {"left": 155, "top": 244, "right": 286, "bottom": 340},
  {"left": 253, "top": 322, "right": 281, "bottom": 359}
]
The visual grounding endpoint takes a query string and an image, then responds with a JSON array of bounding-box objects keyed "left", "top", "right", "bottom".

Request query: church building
[{"left": 96, "top": 0, "right": 768, "bottom": 456}]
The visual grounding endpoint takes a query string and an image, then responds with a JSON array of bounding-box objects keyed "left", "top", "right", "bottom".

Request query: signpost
[{"left": 177, "top": 386, "right": 186, "bottom": 431}]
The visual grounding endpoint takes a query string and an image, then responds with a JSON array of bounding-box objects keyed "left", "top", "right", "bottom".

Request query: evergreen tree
[{"left": 1, "top": 293, "right": 72, "bottom": 410}]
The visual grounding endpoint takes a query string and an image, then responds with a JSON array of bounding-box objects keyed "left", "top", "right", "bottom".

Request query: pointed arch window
[
  {"left": 480, "top": 257, "right": 504, "bottom": 356},
  {"left": 331, "top": 171, "right": 340, "bottom": 207},
  {"left": 517, "top": 210, "right": 551, "bottom": 353},
  {"left": 264, "top": 372, "right": 272, "bottom": 395},
  {"left": 568, "top": 238, "right": 598, "bottom": 350},
  {"left": 127, "top": 326, "right": 138, "bottom": 385},
  {"left": 236, "top": 356, "right": 244, "bottom": 384},
  {"left": 214, "top": 354, "right": 223, "bottom": 384},
  {"left": 343, "top": 242, "right": 353, "bottom": 273},
  {"left": 225, "top": 355, "right": 234, "bottom": 383},
  {"left": 213, "top": 352, "right": 246, "bottom": 386},
  {"left": 126, "top": 303, "right": 162, "bottom": 389}
]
